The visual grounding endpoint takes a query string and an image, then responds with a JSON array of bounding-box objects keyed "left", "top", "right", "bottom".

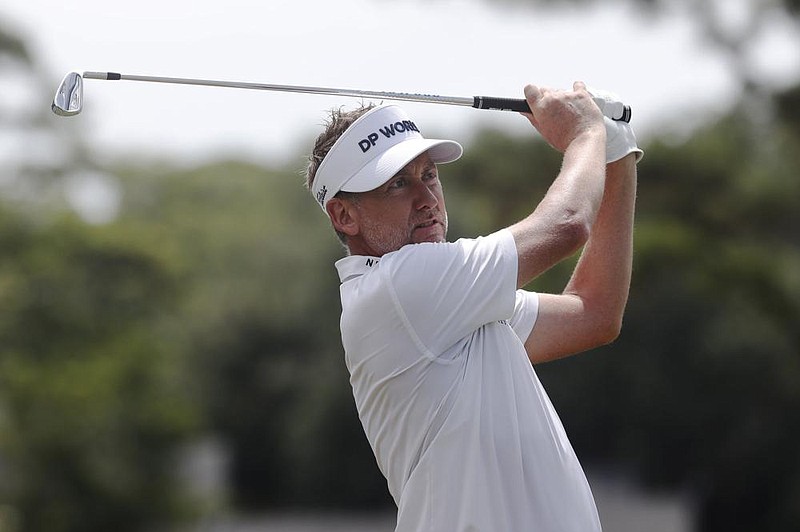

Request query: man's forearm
[
  {"left": 511, "top": 128, "right": 607, "bottom": 287},
  {"left": 563, "top": 153, "right": 637, "bottom": 338}
]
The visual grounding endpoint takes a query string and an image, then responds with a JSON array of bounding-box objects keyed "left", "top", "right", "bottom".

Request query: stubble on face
[{"left": 350, "top": 155, "right": 448, "bottom": 256}]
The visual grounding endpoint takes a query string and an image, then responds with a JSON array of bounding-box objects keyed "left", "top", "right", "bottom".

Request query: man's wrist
[{"left": 570, "top": 125, "right": 607, "bottom": 158}]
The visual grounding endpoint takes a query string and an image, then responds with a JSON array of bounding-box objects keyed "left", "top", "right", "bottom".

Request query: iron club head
[{"left": 52, "top": 72, "right": 84, "bottom": 116}]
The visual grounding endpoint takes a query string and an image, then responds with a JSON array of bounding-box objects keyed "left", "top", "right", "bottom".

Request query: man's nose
[{"left": 412, "top": 181, "right": 438, "bottom": 210}]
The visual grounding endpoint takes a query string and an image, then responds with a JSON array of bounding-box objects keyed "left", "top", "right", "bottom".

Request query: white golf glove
[{"left": 587, "top": 86, "right": 644, "bottom": 164}]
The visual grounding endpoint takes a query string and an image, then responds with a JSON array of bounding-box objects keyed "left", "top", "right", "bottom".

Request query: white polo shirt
[{"left": 335, "top": 229, "right": 601, "bottom": 532}]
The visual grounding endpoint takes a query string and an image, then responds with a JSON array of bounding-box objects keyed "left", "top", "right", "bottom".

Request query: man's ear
[{"left": 326, "top": 197, "right": 359, "bottom": 237}]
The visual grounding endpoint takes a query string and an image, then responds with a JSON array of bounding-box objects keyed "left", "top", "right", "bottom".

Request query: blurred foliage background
[{"left": 1, "top": 1, "right": 799, "bottom": 531}]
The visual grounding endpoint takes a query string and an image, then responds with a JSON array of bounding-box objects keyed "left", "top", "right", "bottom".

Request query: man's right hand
[{"left": 521, "top": 81, "right": 605, "bottom": 153}]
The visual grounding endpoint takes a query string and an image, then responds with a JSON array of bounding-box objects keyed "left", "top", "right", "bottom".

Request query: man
[{"left": 306, "top": 82, "right": 642, "bottom": 531}]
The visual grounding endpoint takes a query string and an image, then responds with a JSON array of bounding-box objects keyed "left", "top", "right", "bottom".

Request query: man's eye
[{"left": 388, "top": 178, "right": 406, "bottom": 189}]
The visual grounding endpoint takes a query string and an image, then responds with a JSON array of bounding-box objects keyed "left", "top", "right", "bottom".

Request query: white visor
[{"left": 312, "top": 104, "right": 463, "bottom": 213}]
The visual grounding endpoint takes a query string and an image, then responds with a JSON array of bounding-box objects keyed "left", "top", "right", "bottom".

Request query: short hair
[
  {"left": 305, "top": 102, "right": 376, "bottom": 192},
  {"left": 306, "top": 103, "right": 375, "bottom": 246}
]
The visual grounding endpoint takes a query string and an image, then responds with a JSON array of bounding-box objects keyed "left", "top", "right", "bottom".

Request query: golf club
[{"left": 51, "top": 71, "right": 632, "bottom": 122}]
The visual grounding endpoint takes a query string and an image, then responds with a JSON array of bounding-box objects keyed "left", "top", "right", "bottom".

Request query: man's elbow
[
  {"left": 558, "top": 212, "right": 592, "bottom": 255},
  {"left": 594, "top": 315, "right": 624, "bottom": 347}
]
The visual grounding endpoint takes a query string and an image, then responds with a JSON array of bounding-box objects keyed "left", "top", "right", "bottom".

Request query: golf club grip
[
  {"left": 473, "top": 96, "right": 531, "bottom": 113},
  {"left": 473, "top": 96, "right": 632, "bottom": 122}
]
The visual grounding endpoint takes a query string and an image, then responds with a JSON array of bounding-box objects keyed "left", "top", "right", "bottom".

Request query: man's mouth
[
  {"left": 412, "top": 219, "right": 444, "bottom": 243},
  {"left": 415, "top": 220, "right": 438, "bottom": 229}
]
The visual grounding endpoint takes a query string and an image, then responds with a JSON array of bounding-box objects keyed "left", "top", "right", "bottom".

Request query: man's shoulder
[
  {"left": 392, "top": 232, "right": 509, "bottom": 261},
  {"left": 336, "top": 230, "right": 514, "bottom": 286},
  {"left": 391, "top": 230, "right": 514, "bottom": 269}
]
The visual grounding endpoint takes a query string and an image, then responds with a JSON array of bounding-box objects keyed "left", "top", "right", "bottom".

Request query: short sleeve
[
  {"left": 381, "top": 229, "right": 519, "bottom": 356},
  {"left": 509, "top": 290, "right": 540, "bottom": 343}
]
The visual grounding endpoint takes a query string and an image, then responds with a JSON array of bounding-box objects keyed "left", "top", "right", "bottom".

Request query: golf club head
[{"left": 52, "top": 72, "right": 83, "bottom": 116}]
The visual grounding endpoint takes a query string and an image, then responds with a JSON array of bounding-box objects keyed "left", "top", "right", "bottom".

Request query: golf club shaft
[
  {"left": 82, "top": 71, "right": 504, "bottom": 111},
  {"left": 80, "top": 71, "right": 631, "bottom": 120}
]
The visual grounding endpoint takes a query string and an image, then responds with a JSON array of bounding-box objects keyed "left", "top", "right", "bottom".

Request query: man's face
[{"left": 344, "top": 152, "right": 448, "bottom": 256}]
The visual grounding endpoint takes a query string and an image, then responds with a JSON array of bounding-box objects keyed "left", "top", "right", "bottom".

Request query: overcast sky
[{"left": 3, "top": 0, "right": 800, "bottom": 167}]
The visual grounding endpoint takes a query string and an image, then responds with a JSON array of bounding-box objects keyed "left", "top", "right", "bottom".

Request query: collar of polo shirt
[{"left": 312, "top": 104, "right": 463, "bottom": 214}]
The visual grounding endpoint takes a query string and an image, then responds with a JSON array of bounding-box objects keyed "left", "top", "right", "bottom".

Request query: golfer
[{"left": 306, "top": 82, "right": 641, "bottom": 531}]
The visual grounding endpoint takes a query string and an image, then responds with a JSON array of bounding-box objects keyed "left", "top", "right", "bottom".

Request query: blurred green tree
[
  {"left": 0, "top": 209, "right": 199, "bottom": 532},
  {"left": 1, "top": 22, "right": 200, "bottom": 532}
]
